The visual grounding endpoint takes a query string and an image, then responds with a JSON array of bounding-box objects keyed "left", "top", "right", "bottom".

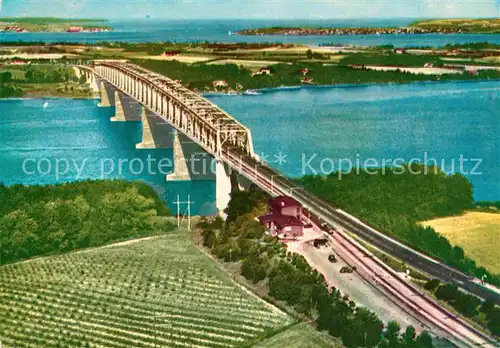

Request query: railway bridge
[{"left": 75, "top": 61, "right": 497, "bottom": 348}]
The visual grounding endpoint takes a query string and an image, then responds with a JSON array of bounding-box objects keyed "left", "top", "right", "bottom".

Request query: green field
[
  {"left": 410, "top": 18, "right": 500, "bottom": 33},
  {"left": 0, "top": 17, "right": 111, "bottom": 32},
  {"left": 251, "top": 323, "right": 340, "bottom": 348},
  {"left": 0, "top": 230, "right": 292, "bottom": 347}
]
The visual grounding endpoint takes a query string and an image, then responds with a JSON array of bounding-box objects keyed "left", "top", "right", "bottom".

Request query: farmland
[
  {"left": 0, "top": 230, "right": 293, "bottom": 347},
  {"left": 422, "top": 212, "right": 500, "bottom": 274}
]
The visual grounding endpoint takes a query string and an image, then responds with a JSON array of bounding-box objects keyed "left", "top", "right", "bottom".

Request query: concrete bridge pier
[
  {"left": 98, "top": 80, "right": 114, "bottom": 108},
  {"left": 136, "top": 106, "right": 175, "bottom": 149},
  {"left": 87, "top": 73, "right": 100, "bottom": 99},
  {"left": 167, "top": 130, "right": 215, "bottom": 181},
  {"left": 111, "top": 90, "right": 141, "bottom": 122}
]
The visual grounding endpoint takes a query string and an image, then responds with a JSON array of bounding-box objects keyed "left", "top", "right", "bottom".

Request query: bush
[{"left": 424, "top": 278, "right": 441, "bottom": 291}]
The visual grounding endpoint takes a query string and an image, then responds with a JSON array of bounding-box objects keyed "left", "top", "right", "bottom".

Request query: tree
[
  {"left": 241, "top": 256, "right": 268, "bottom": 283},
  {"left": 0, "top": 71, "right": 12, "bottom": 85},
  {"left": 435, "top": 283, "right": 459, "bottom": 301},
  {"left": 355, "top": 307, "right": 383, "bottom": 347},
  {"left": 384, "top": 321, "right": 401, "bottom": 348},
  {"left": 479, "top": 300, "right": 495, "bottom": 314},
  {"left": 402, "top": 326, "right": 416, "bottom": 346},
  {"left": 306, "top": 49, "right": 313, "bottom": 59},
  {"left": 424, "top": 278, "right": 441, "bottom": 291},
  {"left": 415, "top": 331, "right": 433, "bottom": 348}
]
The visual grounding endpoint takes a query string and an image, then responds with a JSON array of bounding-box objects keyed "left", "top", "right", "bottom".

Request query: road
[{"left": 222, "top": 148, "right": 498, "bottom": 348}]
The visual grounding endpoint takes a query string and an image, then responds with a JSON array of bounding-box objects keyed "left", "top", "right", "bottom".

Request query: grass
[
  {"left": 409, "top": 18, "right": 500, "bottom": 33},
  {"left": 422, "top": 212, "right": 500, "bottom": 274},
  {"left": 248, "top": 323, "right": 339, "bottom": 348},
  {"left": 0, "top": 230, "right": 292, "bottom": 347}
]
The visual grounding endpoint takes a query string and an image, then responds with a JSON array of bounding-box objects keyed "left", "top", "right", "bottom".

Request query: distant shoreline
[
  {"left": 0, "top": 17, "right": 113, "bottom": 33},
  {"left": 237, "top": 18, "right": 500, "bottom": 36}
]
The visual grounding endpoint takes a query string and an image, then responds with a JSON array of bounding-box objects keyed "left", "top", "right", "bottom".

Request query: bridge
[{"left": 75, "top": 61, "right": 498, "bottom": 348}]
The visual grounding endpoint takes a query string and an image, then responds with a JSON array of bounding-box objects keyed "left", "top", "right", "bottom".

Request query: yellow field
[
  {"left": 129, "top": 54, "right": 214, "bottom": 63},
  {"left": 422, "top": 212, "right": 500, "bottom": 273}
]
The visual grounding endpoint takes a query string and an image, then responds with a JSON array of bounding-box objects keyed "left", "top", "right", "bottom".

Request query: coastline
[{"left": 201, "top": 77, "right": 500, "bottom": 97}]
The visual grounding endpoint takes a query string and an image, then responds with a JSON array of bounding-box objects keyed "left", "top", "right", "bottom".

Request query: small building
[
  {"left": 67, "top": 27, "right": 83, "bottom": 33},
  {"left": 301, "top": 77, "right": 314, "bottom": 84},
  {"left": 212, "top": 80, "right": 228, "bottom": 88},
  {"left": 394, "top": 48, "right": 406, "bottom": 54},
  {"left": 424, "top": 62, "right": 433, "bottom": 68},
  {"left": 258, "top": 195, "right": 304, "bottom": 239},
  {"left": 252, "top": 67, "right": 272, "bottom": 76},
  {"left": 300, "top": 68, "right": 310, "bottom": 75},
  {"left": 269, "top": 196, "right": 302, "bottom": 219},
  {"left": 163, "top": 50, "right": 181, "bottom": 57},
  {"left": 258, "top": 214, "right": 303, "bottom": 239},
  {"left": 8, "top": 60, "right": 26, "bottom": 66}
]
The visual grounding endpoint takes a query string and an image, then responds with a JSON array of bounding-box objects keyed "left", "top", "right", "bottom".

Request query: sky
[{"left": 0, "top": 0, "right": 499, "bottom": 19}]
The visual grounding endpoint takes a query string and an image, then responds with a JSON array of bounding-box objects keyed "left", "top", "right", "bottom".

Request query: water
[
  {"left": 206, "top": 80, "right": 500, "bottom": 201},
  {"left": 1, "top": 19, "right": 500, "bottom": 47},
  {"left": 1, "top": 81, "right": 498, "bottom": 213},
  {"left": 0, "top": 98, "right": 216, "bottom": 215}
]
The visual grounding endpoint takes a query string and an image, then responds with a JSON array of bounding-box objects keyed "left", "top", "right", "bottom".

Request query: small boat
[
  {"left": 243, "top": 90, "right": 261, "bottom": 95},
  {"left": 43, "top": 102, "right": 49, "bottom": 109}
]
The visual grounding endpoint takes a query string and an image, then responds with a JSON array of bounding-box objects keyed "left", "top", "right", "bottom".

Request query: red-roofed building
[
  {"left": 8, "top": 60, "right": 26, "bottom": 66},
  {"left": 67, "top": 27, "right": 83, "bottom": 33},
  {"left": 258, "top": 195, "right": 304, "bottom": 239},
  {"left": 269, "top": 196, "right": 302, "bottom": 220}
]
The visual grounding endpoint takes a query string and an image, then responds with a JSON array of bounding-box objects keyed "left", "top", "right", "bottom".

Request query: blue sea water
[
  {"left": 0, "top": 98, "right": 217, "bottom": 215},
  {"left": 1, "top": 19, "right": 500, "bottom": 47},
  {"left": 206, "top": 80, "right": 500, "bottom": 202},
  {"left": 0, "top": 81, "right": 498, "bottom": 214}
]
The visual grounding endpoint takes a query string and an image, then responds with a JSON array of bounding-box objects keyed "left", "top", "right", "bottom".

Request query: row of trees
[
  {"left": 0, "top": 180, "right": 171, "bottom": 265},
  {"left": 198, "top": 189, "right": 436, "bottom": 348},
  {"left": 339, "top": 53, "right": 445, "bottom": 67},
  {"left": 296, "top": 165, "right": 500, "bottom": 286},
  {"left": 24, "top": 66, "right": 77, "bottom": 83},
  {"left": 425, "top": 279, "right": 500, "bottom": 336}
]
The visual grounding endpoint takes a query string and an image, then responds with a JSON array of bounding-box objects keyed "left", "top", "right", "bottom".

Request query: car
[
  {"left": 328, "top": 254, "right": 337, "bottom": 263},
  {"left": 340, "top": 266, "right": 354, "bottom": 273}
]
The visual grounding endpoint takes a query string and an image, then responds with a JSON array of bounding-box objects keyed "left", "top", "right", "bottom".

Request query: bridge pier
[
  {"left": 167, "top": 130, "right": 215, "bottom": 181},
  {"left": 111, "top": 90, "right": 140, "bottom": 122},
  {"left": 136, "top": 106, "right": 175, "bottom": 149},
  {"left": 98, "top": 80, "right": 114, "bottom": 108},
  {"left": 87, "top": 73, "right": 100, "bottom": 99}
]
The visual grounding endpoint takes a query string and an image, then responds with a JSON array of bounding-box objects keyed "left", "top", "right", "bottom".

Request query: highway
[{"left": 222, "top": 148, "right": 498, "bottom": 348}]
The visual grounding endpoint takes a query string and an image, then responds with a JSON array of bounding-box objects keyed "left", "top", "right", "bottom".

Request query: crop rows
[{"left": 0, "top": 232, "right": 292, "bottom": 347}]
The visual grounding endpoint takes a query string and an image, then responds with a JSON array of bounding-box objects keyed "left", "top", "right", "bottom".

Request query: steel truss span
[{"left": 94, "top": 61, "right": 254, "bottom": 158}]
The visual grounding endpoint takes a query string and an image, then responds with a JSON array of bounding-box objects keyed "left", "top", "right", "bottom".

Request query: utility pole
[{"left": 174, "top": 194, "right": 194, "bottom": 231}]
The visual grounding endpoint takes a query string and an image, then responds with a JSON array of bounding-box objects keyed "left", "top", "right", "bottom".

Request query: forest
[
  {"left": 0, "top": 180, "right": 172, "bottom": 265},
  {"left": 295, "top": 165, "right": 500, "bottom": 286}
]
